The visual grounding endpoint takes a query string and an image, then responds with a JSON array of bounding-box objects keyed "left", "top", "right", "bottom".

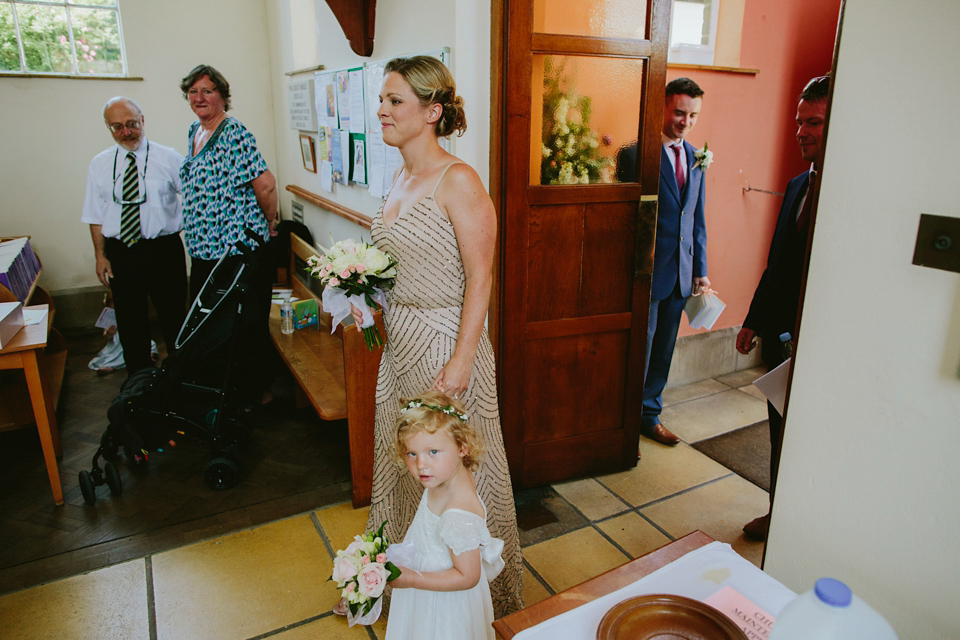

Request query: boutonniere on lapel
[{"left": 693, "top": 143, "right": 713, "bottom": 170}]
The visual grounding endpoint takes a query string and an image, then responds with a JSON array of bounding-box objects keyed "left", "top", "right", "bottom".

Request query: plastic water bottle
[
  {"left": 280, "top": 297, "right": 295, "bottom": 335},
  {"left": 779, "top": 332, "right": 792, "bottom": 359},
  {"left": 770, "top": 577, "right": 897, "bottom": 639}
]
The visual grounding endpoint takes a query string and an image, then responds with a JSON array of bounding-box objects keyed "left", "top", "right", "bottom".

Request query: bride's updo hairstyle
[{"left": 385, "top": 56, "right": 467, "bottom": 138}]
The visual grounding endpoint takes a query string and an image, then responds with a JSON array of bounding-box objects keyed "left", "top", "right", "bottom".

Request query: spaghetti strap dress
[{"left": 366, "top": 163, "right": 523, "bottom": 617}]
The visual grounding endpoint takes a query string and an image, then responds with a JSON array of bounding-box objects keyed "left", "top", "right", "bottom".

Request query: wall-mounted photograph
[{"left": 300, "top": 133, "right": 316, "bottom": 173}]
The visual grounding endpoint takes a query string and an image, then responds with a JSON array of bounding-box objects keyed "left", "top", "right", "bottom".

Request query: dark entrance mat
[
  {"left": 0, "top": 331, "right": 351, "bottom": 595},
  {"left": 692, "top": 421, "right": 771, "bottom": 491}
]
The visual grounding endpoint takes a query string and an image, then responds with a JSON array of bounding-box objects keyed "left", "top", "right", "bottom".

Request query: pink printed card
[{"left": 703, "top": 585, "right": 775, "bottom": 640}]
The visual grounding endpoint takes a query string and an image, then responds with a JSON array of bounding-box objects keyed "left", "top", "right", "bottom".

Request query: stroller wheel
[
  {"left": 104, "top": 461, "right": 123, "bottom": 497},
  {"left": 100, "top": 432, "right": 120, "bottom": 462},
  {"left": 203, "top": 457, "right": 240, "bottom": 490},
  {"left": 78, "top": 470, "right": 97, "bottom": 506}
]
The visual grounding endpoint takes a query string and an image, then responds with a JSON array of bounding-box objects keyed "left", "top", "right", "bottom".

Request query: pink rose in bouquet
[
  {"left": 332, "top": 554, "right": 360, "bottom": 584},
  {"left": 357, "top": 563, "right": 389, "bottom": 599}
]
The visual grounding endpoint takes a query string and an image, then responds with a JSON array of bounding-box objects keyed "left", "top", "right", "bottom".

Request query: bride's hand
[
  {"left": 349, "top": 303, "right": 364, "bottom": 326},
  {"left": 430, "top": 354, "right": 473, "bottom": 400}
]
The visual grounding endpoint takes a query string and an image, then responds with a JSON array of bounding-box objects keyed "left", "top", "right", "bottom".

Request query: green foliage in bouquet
[{"left": 540, "top": 57, "right": 612, "bottom": 185}]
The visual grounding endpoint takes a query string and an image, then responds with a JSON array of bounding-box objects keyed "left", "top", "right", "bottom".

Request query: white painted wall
[
  {"left": 1, "top": 0, "right": 489, "bottom": 296},
  {"left": 0, "top": 0, "right": 277, "bottom": 294},
  {"left": 764, "top": 1, "right": 960, "bottom": 637},
  {"left": 265, "top": 0, "right": 491, "bottom": 246}
]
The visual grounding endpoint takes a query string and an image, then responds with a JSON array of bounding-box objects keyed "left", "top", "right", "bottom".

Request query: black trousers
[
  {"left": 760, "top": 337, "right": 788, "bottom": 501},
  {"left": 105, "top": 233, "right": 188, "bottom": 374}
]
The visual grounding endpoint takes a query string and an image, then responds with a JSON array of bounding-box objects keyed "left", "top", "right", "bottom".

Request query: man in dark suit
[
  {"left": 618, "top": 77, "right": 710, "bottom": 448},
  {"left": 737, "top": 75, "right": 830, "bottom": 540}
]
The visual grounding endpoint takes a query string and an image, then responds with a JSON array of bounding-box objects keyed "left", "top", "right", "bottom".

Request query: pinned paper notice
[
  {"left": 704, "top": 585, "right": 775, "bottom": 639},
  {"left": 752, "top": 358, "right": 790, "bottom": 416}
]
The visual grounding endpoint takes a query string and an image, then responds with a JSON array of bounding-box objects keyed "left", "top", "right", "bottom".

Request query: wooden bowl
[{"left": 596, "top": 594, "right": 748, "bottom": 640}]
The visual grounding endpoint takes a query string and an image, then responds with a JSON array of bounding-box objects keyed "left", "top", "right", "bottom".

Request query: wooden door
[{"left": 498, "top": 0, "right": 670, "bottom": 486}]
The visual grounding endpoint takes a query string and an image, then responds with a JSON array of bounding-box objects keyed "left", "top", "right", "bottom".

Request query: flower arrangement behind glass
[
  {"left": 307, "top": 238, "right": 397, "bottom": 349},
  {"left": 540, "top": 56, "right": 613, "bottom": 185},
  {"left": 330, "top": 521, "right": 403, "bottom": 626}
]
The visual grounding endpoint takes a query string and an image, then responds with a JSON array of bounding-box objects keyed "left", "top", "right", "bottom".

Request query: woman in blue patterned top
[
  {"left": 179, "top": 64, "right": 278, "bottom": 299},
  {"left": 179, "top": 64, "right": 278, "bottom": 407}
]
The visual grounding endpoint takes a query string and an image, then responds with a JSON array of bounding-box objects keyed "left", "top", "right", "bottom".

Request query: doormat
[{"left": 692, "top": 421, "right": 771, "bottom": 491}]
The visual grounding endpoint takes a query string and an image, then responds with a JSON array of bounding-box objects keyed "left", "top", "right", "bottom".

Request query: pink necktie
[{"left": 672, "top": 144, "right": 685, "bottom": 192}]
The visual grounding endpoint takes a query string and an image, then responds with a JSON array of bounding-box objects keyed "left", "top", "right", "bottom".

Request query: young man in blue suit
[
  {"left": 618, "top": 78, "right": 710, "bottom": 449},
  {"left": 736, "top": 75, "right": 830, "bottom": 539}
]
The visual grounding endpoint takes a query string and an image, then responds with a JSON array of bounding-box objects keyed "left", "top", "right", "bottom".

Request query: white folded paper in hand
[
  {"left": 320, "top": 287, "right": 388, "bottom": 334},
  {"left": 753, "top": 358, "right": 790, "bottom": 416},
  {"left": 684, "top": 289, "right": 725, "bottom": 330}
]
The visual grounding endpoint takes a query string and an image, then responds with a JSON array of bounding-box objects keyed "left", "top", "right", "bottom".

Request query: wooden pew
[{"left": 268, "top": 234, "right": 383, "bottom": 508}]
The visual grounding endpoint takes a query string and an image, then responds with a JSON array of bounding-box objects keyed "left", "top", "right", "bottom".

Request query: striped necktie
[{"left": 119, "top": 151, "right": 142, "bottom": 247}]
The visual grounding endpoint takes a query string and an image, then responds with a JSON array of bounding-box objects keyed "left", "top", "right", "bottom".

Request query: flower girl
[{"left": 384, "top": 391, "right": 505, "bottom": 640}]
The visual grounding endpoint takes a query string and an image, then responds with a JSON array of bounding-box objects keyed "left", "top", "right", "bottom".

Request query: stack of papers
[
  {"left": 684, "top": 290, "right": 725, "bottom": 330},
  {"left": 0, "top": 237, "right": 42, "bottom": 302}
]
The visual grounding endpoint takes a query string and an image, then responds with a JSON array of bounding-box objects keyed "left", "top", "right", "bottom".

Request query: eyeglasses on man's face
[{"left": 108, "top": 120, "right": 142, "bottom": 133}]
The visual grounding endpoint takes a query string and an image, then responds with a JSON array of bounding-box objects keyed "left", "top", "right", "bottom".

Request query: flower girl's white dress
[{"left": 385, "top": 490, "right": 505, "bottom": 640}]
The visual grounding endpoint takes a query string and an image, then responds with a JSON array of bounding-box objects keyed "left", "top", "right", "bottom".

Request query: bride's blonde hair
[{"left": 384, "top": 56, "right": 467, "bottom": 138}]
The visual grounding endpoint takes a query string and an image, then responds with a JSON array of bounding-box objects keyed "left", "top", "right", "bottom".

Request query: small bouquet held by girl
[
  {"left": 306, "top": 238, "right": 397, "bottom": 349},
  {"left": 330, "top": 521, "right": 403, "bottom": 626}
]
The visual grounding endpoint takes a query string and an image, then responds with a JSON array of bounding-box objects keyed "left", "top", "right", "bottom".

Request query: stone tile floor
[{"left": 0, "top": 368, "right": 770, "bottom": 639}]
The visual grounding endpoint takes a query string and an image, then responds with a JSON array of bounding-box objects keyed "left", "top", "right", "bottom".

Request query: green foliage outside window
[{"left": 1, "top": 1, "right": 125, "bottom": 75}]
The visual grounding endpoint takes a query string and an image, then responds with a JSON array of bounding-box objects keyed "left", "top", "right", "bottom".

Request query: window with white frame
[
  {"left": 668, "top": 0, "right": 719, "bottom": 66},
  {"left": 0, "top": 0, "right": 127, "bottom": 76}
]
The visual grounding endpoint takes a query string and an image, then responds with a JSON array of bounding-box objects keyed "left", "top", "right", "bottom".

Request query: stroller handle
[{"left": 235, "top": 228, "right": 267, "bottom": 255}]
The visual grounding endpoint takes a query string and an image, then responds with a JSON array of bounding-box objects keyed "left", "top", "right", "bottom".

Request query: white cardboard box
[{"left": 0, "top": 301, "right": 25, "bottom": 348}]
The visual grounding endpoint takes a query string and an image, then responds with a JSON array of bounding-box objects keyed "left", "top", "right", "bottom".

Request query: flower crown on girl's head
[
  {"left": 401, "top": 399, "right": 468, "bottom": 422},
  {"left": 394, "top": 391, "right": 484, "bottom": 471}
]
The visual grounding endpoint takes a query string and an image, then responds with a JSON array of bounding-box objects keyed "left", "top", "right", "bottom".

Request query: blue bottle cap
[
  {"left": 814, "top": 577, "right": 852, "bottom": 607},
  {"left": 779, "top": 332, "right": 792, "bottom": 342}
]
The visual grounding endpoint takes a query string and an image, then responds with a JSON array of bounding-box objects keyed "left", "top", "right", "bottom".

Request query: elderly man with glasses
[{"left": 82, "top": 96, "right": 187, "bottom": 375}]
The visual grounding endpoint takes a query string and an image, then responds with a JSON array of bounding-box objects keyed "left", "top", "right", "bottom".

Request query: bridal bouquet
[
  {"left": 307, "top": 238, "right": 397, "bottom": 349},
  {"left": 330, "top": 521, "right": 403, "bottom": 626}
]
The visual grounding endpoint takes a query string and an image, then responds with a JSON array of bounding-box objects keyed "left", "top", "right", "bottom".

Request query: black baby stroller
[{"left": 78, "top": 229, "right": 270, "bottom": 506}]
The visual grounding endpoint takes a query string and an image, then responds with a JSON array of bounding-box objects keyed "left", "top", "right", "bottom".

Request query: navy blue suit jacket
[
  {"left": 743, "top": 170, "right": 811, "bottom": 366},
  {"left": 653, "top": 142, "right": 708, "bottom": 300}
]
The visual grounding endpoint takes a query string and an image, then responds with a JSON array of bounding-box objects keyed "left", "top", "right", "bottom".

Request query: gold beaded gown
[{"left": 365, "top": 163, "right": 523, "bottom": 618}]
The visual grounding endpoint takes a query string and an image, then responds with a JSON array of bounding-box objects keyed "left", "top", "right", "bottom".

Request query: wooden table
[
  {"left": 494, "top": 530, "right": 714, "bottom": 639},
  {"left": 0, "top": 304, "right": 63, "bottom": 505}
]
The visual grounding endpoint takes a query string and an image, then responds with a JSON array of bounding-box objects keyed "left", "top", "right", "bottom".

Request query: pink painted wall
[{"left": 671, "top": 0, "right": 842, "bottom": 336}]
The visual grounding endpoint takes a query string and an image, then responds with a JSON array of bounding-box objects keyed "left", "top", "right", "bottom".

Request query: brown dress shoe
[
  {"left": 642, "top": 423, "right": 680, "bottom": 446},
  {"left": 743, "top": 513, "right": 770, "bottom": 540}
]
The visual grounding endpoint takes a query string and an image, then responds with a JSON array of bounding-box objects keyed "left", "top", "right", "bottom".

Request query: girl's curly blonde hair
[{"left": 392, "top": 390, "right": 485, "bottom": 472}]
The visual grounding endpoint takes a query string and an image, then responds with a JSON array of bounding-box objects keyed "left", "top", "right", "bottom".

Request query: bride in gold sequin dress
[{"left": 364, "top": 56, "right": 523, "bottom": 617}]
